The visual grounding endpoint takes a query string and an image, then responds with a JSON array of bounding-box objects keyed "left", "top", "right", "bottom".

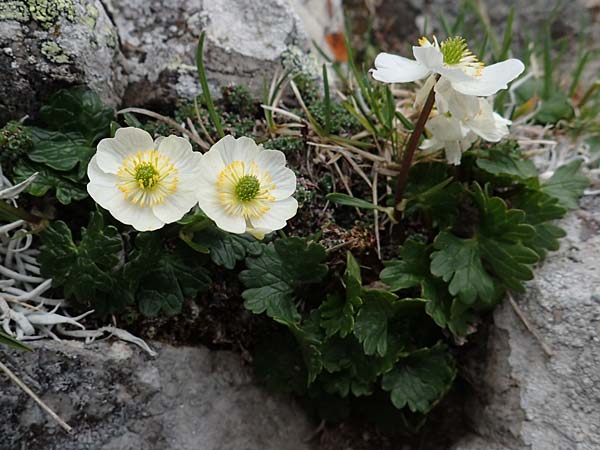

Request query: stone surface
[
  {"left": 103, "top": 0, "right": 311, "bottom": 107},
  {"left": 452, "top": 196, "right": 600, "bottom": 450},
  {"left": 0, "top": 0, "right": 125, "bottom": 122},
  {"left": 0, "top": 340, "right": 314, "bottom": 450},
  {"left": 1, "top": 0, "right": 314, "bottom": 120}
]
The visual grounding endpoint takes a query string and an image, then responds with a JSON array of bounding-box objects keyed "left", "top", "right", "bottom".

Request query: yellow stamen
[
  {"left": 216, "top": 160, "right": 275, "bottom": 219},
  {"left": 116, "top": 150, "right": 179, "bottom": 207}
]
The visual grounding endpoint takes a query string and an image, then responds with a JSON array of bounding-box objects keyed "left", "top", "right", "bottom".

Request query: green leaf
[
  {"left": 540, "top": 160, "right": 589, "bottom": 209},
  {"left": 12, "top": 160, "right": 88, "bottom": 204},
  {"left": 326, "top": 193, "right": 380, "bottom": 210},
  {"left": 381, "top": 343, "right": 456, "bottom": 413},
  {"left": 319, "top": 253, "right": 363, "bottom": 338},
  {"left": 380, "top": 239, "right": 430, "bottom": 292},
  {"left": 39, "top": 87, "right": 114, "bottom": 143},
  {"left": 240, "top": 237, "right": 328, "bottom": 324},
  {"left": 0, "top": 331, "right": 31, "bottom": 351},
  {"left": 431, "top": 184, "right": 540, "bottom": 301},
  {"left": 182, "top": 222, "right": 262, "bottom": 269},
  {"left": 138, "top": 290, "right": 181, "bottom": 317},
  {"left": 28, "top": 128, "right": 94, "bottom": 178},
  {"left": 476, "top": 148, "right": 538, "bottom": 180},
  {"left": 290, "top": 318, "right": 324, "bottom": 385},
  {"left": 127, "top": 235, "right": 211, "bottom": 316},
  {"left": 512, "top": 190, "right": 567, "bottom": 258},
  {"left": 39, "top": 212, "right": 123, "bottom": 304},
  {"left": 354, "top": 289, "right": 398, "bottom": 356},
  {"left": 404, "top": 163, "right": 462, "bottom": 228},
  {"left": 430, "top": 232, "right": 495, "bottom": 304}
]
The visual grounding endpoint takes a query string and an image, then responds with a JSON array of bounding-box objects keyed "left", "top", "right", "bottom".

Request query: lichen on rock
[
  {"left": 40, "top": 40, "right": 71, "bottom": 64},
  {"left": 0, "top": 1, "right": 30, "bottom": 22},
  {"left": 28, "top": 0, "right": 76, "bottom": 29}
]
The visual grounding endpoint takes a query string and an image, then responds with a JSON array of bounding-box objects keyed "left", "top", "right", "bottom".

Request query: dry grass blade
[
  {"left": 0, "top": 359, "right": 73, "bottom": 433},
  {"left": 193, "top": 97, "right": 216, "bottom": 145},
  {"left": 117, "top": 107, "right": 209, "bottom": 150}
]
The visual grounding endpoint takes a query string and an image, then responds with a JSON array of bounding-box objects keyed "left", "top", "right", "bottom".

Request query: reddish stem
[{"left": 393, "top": 83, "right": 437, "bottom": 221}]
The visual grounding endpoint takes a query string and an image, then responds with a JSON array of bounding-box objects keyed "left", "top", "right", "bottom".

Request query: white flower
[
  {"left": 371, "top": 36, "right": 524, "bottom": 97},
  {"left": 196, "top": 135, "right": 298, "bottom": 238},
  {"left": 420, "top": 100, "right": 510, "bottom": 166},
  {"left": 420, "top": 114, "right": 477, "bottom": 165},
  {"left": 87, "top": 127, "right": 202, "bottom": 231},
  {"left": 434, "top": 78, "right": 511, "bottom": 142}
]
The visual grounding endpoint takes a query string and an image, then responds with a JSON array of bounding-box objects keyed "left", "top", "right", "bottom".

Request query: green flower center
[
  {"left": 235, "top": 175, "right": 261, "bottom": 201},
  {"left": 440, "top": 36, "right": 470, "bottom": 65},
  {"left": 135, "top": 162, "right": 160, "bottom": 190}
]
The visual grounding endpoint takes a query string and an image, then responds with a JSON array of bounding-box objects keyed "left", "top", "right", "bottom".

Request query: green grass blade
[
  {"left": 196, "top": 32, "right": 224, "bottom": 138},
  {"left": 0, "top": 331, "right": 31, "bottom": 351},
  {"left": 498, "top": 7, "right": 514, "bottom": 61},
  {"left": 542, "top": 25, "right": 553, "bottom": 99},
  {"left": 323, "top": 64, "right": 332, "bottom": 135}
]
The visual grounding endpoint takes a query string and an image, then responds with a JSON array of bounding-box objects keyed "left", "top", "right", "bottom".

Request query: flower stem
[{"left": 393, "top": 80, "right": 438, "bottom": 221}]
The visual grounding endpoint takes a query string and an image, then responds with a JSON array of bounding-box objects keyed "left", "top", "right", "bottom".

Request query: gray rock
[
  {"left": 0, "top": 0, "right": 125, "bottom": 122},
  {"left": 0, "top": 340, "right": 314, "bottom": 450},
  {"left": 453, "top": 196, "right": 600, "bottom": 450},
  {"left": 103, "top": 0, "right": 311, "bottom": 107}
]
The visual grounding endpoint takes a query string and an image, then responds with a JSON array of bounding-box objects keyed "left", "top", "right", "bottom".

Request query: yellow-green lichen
[
  {"left": 81, "top": 3, "right": 97, "bottom": 29},
  {"left": 41, "top": 40, "right": 71, "bottom": 64},
  {"left": 0, "top": 1, "right": 31, "bottom": 22},
  {"left": 28, "top": 0, "right": 75, "bottom": 29}
]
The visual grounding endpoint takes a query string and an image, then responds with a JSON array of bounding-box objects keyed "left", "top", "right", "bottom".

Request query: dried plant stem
[
  {"left": 0, "top": 359, "right": 73, "bottom": 433},
  {"left": 116, "top": 107, "right": 209, "bottom": 150},
  {"left": 508, "top": 293, "right": 554, "bottom": 357},
  {"left": 0, "top": 201, "right": 43, "bottom": 224},
  {"left": 393, "top": 80, "right": 438, "bottom": 221}
]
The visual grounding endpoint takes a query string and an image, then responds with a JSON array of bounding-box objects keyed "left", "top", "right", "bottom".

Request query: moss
[
  {"left": 28, "top": 0, "right": 75, "bottom": 29},
  {"left": 0, "top": 121, "right": 32, "bottom": 170},
  {"left": 308, "top": 100, "right": 361, "bottom": 134},
  {"left": 40, "top": 40, "right": 71, "bottom": 64},
  {"left": 0, "top": 1, "right": 30, "bottom": 21},
  {"left": 221, "top": 85, "right": 258, "bottom": 117},
  {"left": 264, "top": 136, "right": 304, "bottom": 153}
]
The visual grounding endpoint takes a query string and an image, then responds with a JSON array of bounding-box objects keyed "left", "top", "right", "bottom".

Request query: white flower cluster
[
  {"left": 87, "top": 129, "right": 298, "bottom": 234},
  {"left": 371, "top": 36, "right": 524, "bottom": 165}
]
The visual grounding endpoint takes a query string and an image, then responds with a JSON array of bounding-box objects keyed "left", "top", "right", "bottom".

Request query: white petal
[
  {"left": 197, "top": 187, "right": 247, "bottom": 234},
  {"left": 96, "top": 127, "right": 154, "bottom": 174},
  {"left": 419, "top": 138, "right": 444, "bottom": 151},
  {"left": 255, "top": 150, "right": 296, "bottom": 199},
  {"left": 466, "top": 101, "right": 511, "bottom": 142},
  {"left": 218, "top": 135, "right": 261, "bottom": 166},
  {"left": 87, "top": 155, "right": 120, "bottom": 204},
  {"left": 370, "top": 52, "right": 430, "bottom": 83},
  {"left": 198, "top": 145, "right": 227, "bottom": 184},
  {"left": 250, "top": 197, "right": 298, "bottom": 231},
  {"left": 88, "top": 155, "right": 165, "bottom": 231},
  {"left": 426, "top": 115, "right": 465, "bottom": 141},
  {"left": 434, "top": 78, "right": 480, "bottom": 119},
  {"left": 444, "top": 142, "right": 463, "bottom": 165},
  {"left": 412, "top": 46, "right": 444, "bottom": 71},
  {"left": 152, "top": 190, "right": 198, "bottom": 224},
  {"left": 158, "top": 136, "right": 203, "bottom": 191},
  {"left": 448, "top": 59, "right": 525, "bottom": 97},
  {"left": 157, "top": 135, "right": 192, "bottom": 162}
]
